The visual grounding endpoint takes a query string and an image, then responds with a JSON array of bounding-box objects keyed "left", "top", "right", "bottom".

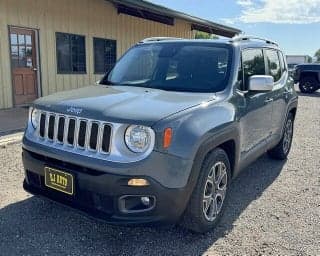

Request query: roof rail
[
  {"left": 231, "top": 35, "right": 278, "bottom": 46},
  {"left": 139, "top": 37, "right": 183, "bottom": 43}
]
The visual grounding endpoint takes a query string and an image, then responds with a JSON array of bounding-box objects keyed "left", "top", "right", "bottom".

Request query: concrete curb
[
  {"left": 0, "top": 132, "right": 23, "bottom": 147},
  {"left": 0, "top": 128, "right": 25, "bottom": 137}
]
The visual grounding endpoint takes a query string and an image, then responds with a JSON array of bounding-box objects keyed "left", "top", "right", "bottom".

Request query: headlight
[
  {"left": 30, "top": 107, "right": 40, "bottom": 129},
  {"left": 125, "top": 125, "right": 152, "bottom": 153}
]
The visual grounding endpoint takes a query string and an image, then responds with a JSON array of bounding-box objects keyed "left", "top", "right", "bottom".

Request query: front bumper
[{"left": 22, "top": 149, "right": 193, "bottom": 225}]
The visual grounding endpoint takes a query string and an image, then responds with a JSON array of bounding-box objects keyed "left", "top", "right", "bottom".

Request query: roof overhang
[{"left": 108, "top": 0, "right": 241, "bottom": 38}]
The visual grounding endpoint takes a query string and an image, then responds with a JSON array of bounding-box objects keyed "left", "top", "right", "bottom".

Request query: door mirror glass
[{"left": 248, "top": 75, "right": 274, "bottom": 92}]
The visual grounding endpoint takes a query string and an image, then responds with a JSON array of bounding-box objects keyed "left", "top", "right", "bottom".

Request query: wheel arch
[
  {"left": 191, "top": 126, "right": 240, "bottom": 182},
  {"left": 300, "top": 71, "right": 320, "bottom": 83},
  {"left": 281, "top": 100, "right": 298, "bottom": 135},
  {"left": 289, "top": 106, "right": 297, "bottom": 119}
]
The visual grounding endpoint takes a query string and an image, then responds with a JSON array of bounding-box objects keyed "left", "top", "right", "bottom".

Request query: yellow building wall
[{"left": 0, "top": 0, "right": 194, "bottom": 109}]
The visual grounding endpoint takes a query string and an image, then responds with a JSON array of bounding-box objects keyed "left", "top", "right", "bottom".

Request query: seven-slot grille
[{"left": 37, "top": 112, "right": 112, "bottom": 153}]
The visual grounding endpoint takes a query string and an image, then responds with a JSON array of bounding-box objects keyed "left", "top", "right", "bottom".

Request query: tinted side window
[
  {"left": 265, "top": 49, "right": 281, "bottom": 81},
  {"left": 237, "top": 56, "right": 244, "bottom": 90},
  {"left": 278, "top": 51, "right": 286, "bottom": 72},
  {"left": 242, "top": 49, "right": 265, "bottom": 89}
]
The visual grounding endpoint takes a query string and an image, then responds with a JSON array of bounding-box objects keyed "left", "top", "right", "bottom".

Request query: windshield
[{"left": 101, "top": 43, "right": 232, "bottom": 93}]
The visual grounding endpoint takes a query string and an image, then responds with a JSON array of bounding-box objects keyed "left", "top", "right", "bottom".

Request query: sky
[{"left": 148, "top": 0, "right": 320, "bottom": 57}]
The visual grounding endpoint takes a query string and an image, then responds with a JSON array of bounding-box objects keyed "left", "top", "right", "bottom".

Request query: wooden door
[{"left": 9, "top": 27, "right": 39, "bottom": 106}]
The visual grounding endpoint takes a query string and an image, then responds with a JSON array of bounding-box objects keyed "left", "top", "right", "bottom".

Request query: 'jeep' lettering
[{"left": 66, "top": 106, "right": 82, "bottom": 115}]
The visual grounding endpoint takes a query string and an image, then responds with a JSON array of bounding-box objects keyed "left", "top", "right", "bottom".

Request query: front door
[
  {"left": 9, "top": 27, "right": 39, "bottom": 106},
  {"left": 238, "top": 48, "right": 273, "bottom": 155},
  {"left": 240, "top": 92, "right": 273, "bottom": 154}
]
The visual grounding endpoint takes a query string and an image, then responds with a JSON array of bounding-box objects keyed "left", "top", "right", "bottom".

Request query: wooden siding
[{"left": 0, "top": 0, "right": 194, "bottom": 109}]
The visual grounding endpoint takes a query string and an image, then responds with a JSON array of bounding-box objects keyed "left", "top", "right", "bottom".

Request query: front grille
[
  {"left": 102, "top": 125, "right": 112, "bottom": 152},
  {"left": 89, "top": 123, "right": 99, "bottom": 150},
  {"left": 48, "top": 115, "right": 55, "bottom": 140},
  {"left": 57, "top": 117, "right": 65, "bottom": 142},
  {"left": 37, "top": 111, "right": 112, "bottom": 154},
  {"left": 78, "top": 120, "right": 87, "bottom": 148},
  {"left": 67, "top": 119, "right": 76, "bottom": 145},
  {"left": 39, "top": 113, "right": 46, "bottom": 137}
]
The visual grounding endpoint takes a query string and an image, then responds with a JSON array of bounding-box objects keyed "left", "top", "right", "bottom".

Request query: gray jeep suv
[{"left": 22, "top": 36, "right": 298, "bottom": 233}]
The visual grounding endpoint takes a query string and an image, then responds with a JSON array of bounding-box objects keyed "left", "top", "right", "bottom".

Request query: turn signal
[
  {"left": 163, "top": 128, "right": 172, "bottom": 149},
  {"left": 128, "top": 178, "right": 150, "bottom": 186}
]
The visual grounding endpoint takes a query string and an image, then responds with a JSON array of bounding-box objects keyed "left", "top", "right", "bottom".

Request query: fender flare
[
  {"left": 281, "top": 99, "right": 298, "bottom": 135},
  {"left": 185, "top": 123, "right": 240, "bottom": 195}
]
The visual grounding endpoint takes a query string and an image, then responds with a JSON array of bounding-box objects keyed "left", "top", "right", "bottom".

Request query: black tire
[
  {"left": 180, "top": 148, "right": 231, "bottom": 233},
  {"left": 268, "top": 113, "right": 294, "bottom": 160},
  {"left": 299, "top": 76, "right": 319, "bottom": 93}
]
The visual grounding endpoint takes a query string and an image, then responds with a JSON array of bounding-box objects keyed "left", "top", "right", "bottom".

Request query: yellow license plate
[{"left": 44, "top": 167, "right": 74, "bottom": 195}]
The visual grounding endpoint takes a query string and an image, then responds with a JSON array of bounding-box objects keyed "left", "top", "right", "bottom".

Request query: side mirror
[{"left": 248, "top": 75, "right": 274, "bottom": 92}]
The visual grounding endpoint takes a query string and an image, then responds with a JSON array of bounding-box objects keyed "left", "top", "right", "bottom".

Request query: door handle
[
  {"left": 32, "top": 68, "right": 38, "bottom": 71},
  {"left": 264, "top": 98, "right": 273, "bottom": 103}
]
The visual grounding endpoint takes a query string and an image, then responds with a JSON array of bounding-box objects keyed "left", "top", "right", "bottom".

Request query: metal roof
[{"left": 108, "top": 0, "right": 241, "bottom": 38}]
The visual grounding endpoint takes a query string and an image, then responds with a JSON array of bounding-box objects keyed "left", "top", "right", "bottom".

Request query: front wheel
[
  {"left": 268, "top": 113, "right": 294, "bottom": 160},
  {"left": 180, "top": 148, "right": 231, "bottom": 233},
  {"left": 299, "top": 76, "right": 319, "bottom": 93}
]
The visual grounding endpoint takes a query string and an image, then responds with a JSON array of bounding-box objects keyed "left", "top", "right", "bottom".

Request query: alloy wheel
[
  {"left": 301, "top": 81, "right": 315, "bottom": 92},
  {"left": 283, "top": 119, "right": 293, "bottom": 154},
  {"left": 202, "top": 161, "right": 228, "bottom": 222}
]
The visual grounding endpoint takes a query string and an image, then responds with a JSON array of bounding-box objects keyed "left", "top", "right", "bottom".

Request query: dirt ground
[{"left": 0, "top": 92, "right": 319, "bottom": 255}]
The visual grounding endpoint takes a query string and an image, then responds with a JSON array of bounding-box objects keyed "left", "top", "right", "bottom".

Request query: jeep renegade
[{"left": 22, "top": 36, "right": 298, "bottom": 233}]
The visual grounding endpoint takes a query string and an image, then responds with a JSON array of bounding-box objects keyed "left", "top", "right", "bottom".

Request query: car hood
[{"left": 34, "top": 85, "right": 216, "bottom": 126}]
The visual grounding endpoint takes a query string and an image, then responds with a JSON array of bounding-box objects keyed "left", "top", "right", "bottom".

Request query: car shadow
[
  {"left": 0, "top": 155, "right": 285, "bottom": 256},
  {"left": 297, "top": 91, "right": 320, "bottom": 98}
]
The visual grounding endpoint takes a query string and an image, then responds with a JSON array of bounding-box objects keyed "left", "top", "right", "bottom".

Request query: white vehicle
[{"left": 286, "top": 55, "right": 310, "bottom": 66}]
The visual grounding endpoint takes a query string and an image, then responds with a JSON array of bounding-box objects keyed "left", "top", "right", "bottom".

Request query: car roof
[
  {"left": 138, "top": 38, "right": 232, "bottom": 45},
  {"left": 138, "top": 37, "right": 281, "bottom": 51},
  {"left": 235, "top": 40, "right": 280, "bottom": 51}
]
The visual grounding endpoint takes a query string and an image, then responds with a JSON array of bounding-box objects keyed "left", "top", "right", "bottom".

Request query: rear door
[
  {"left": 265, "top": 49, "right": 289, "bottom": 138},
  {"left": 9, "top": 27, "right": 39, "bottom": 106},
  {"left": 239, "top": 48, "right": 273, "bottom": 155}
]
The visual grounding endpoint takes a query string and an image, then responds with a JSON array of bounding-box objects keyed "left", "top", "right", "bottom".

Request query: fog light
[
  {"left": 141, "top": 196, "right": 150, "bottom": 206},
  {"left": 128, "top": 178, "right": 149, "bottom": 186},
  {"left": 118, "top": 195, "right": 156, "bottom": 213}
]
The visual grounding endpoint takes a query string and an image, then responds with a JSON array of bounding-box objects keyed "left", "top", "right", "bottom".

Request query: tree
[
  {"left": 315, "top": 49, "right": 320, "bottom": 62},
  {"left": 195, "top": 31, "right": 218, "bottom": 39},
  {"left": 307, "top": 56, "right": 313, "bottom": 63}
]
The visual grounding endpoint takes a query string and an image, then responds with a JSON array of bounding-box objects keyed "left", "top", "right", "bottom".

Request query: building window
[
  {"left": 93, "top": 38, "right": 116, "bottom": 74},
  {"left": 56, "top": 32, "right": 86, "bottom": 74}
]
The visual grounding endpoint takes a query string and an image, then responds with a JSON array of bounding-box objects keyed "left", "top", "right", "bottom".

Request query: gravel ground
[{"left": 0, "top": 92, "right": 319, "bottom": 256}]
